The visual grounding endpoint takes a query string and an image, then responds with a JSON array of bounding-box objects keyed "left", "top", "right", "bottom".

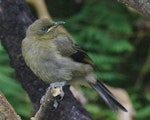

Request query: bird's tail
[{"left": 90, "top": 80, "right": 127, "bottom": 112}]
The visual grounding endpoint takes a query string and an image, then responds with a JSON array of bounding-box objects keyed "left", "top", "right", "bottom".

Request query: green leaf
[{"left": 137, "top": 106, "right": 150, "bottom": 119}]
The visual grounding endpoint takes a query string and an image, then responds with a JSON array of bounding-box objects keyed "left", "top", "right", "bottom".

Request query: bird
[{"left": 22, "top": 18, "right": 127, "bottom": 112}]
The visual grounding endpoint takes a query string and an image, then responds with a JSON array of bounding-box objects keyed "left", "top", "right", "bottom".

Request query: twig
[
  {"left": 108, "top": 87, "right": 135, "bottom": 120},
  {"left": 0, "top": 93, "right": 21, "bottom": 120},
  {"left": 117, "top": 0, "right": 150, "bottom": 19},
  {"left": 27, "top": 0, "right": 51, "bottom": 19}
]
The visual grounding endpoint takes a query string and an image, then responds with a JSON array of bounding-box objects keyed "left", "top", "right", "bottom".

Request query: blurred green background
[{"left": 0, "top": 0, "right": 150, "bottom": 120}]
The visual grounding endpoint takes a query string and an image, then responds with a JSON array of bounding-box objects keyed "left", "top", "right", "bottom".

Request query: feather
[{"left": 90, "top": 80, "right": 128, "bottom": 112}]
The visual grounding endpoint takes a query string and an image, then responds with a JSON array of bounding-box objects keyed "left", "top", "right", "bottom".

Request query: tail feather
[{"left": 90, "top": 80, "right": 127, "bottom": 112}]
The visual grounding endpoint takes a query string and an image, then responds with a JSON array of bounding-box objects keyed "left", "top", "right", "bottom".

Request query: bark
[
  {"left": 0, "top": 0, "right": 92, "bottom": 120},
  {"left": 0, "top": 93, "right": 21, "bottom": 120},
  {"left": 117, "top": 0, "right": 150, "bottom": 19}
]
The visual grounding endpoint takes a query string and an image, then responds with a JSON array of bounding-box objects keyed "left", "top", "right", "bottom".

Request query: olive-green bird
[{"left": 22, "top": 18, "right": 127, "bottom": 112}]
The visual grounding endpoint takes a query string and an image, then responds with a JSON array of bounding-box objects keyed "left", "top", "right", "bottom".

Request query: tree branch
[
  {"left": 117, "top": 0, "right": 150, "bottom": 19},
  {"left": 0, "top": 93, "right": 21, "bottom": 120},
  {"left": 27, "top": 0, "right": 52, "bottom": 19}
]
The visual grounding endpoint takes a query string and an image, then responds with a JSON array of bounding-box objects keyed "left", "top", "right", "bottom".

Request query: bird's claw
[{"left": 40, "top": 81, "right": 66, "bottom": 109}]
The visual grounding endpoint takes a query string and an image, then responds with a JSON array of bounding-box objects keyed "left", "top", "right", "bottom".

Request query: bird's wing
[
  {"left": 52, "top": 35, "right": 94, "bottom": 66},
  {"left": 71, "top": 43, "right": 94, "bottom": 66}
]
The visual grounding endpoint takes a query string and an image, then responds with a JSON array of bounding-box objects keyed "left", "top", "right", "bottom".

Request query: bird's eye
[
  {"left": 41, "top": 26, "right": 48, "bottom": 31},
  {"left": 41, "top": 26, "right": 50, "bottom": 32}
]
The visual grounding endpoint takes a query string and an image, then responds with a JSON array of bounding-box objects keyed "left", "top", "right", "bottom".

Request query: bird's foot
[
  {"left": 50, "top": 81, "right": 66, "bottom": 100},
  {"left": 40, "top": 81, "right": 66, "bottom": 109},
  {"left": 50, "top": 86, "right": 64, "bottom": 101}
]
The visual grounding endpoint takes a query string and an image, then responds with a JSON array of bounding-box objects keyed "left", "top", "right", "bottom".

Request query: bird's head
[{"left": 26, "top": 18, "right": 65, "bottom": 39}]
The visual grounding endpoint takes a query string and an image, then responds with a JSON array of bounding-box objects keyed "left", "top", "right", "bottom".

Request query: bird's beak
[
  {"left": 47, "top": 21, "right": 65, "bottom": 33},
  {"left": 54, "top": 21, "right": 65, "bottom": 26}
]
